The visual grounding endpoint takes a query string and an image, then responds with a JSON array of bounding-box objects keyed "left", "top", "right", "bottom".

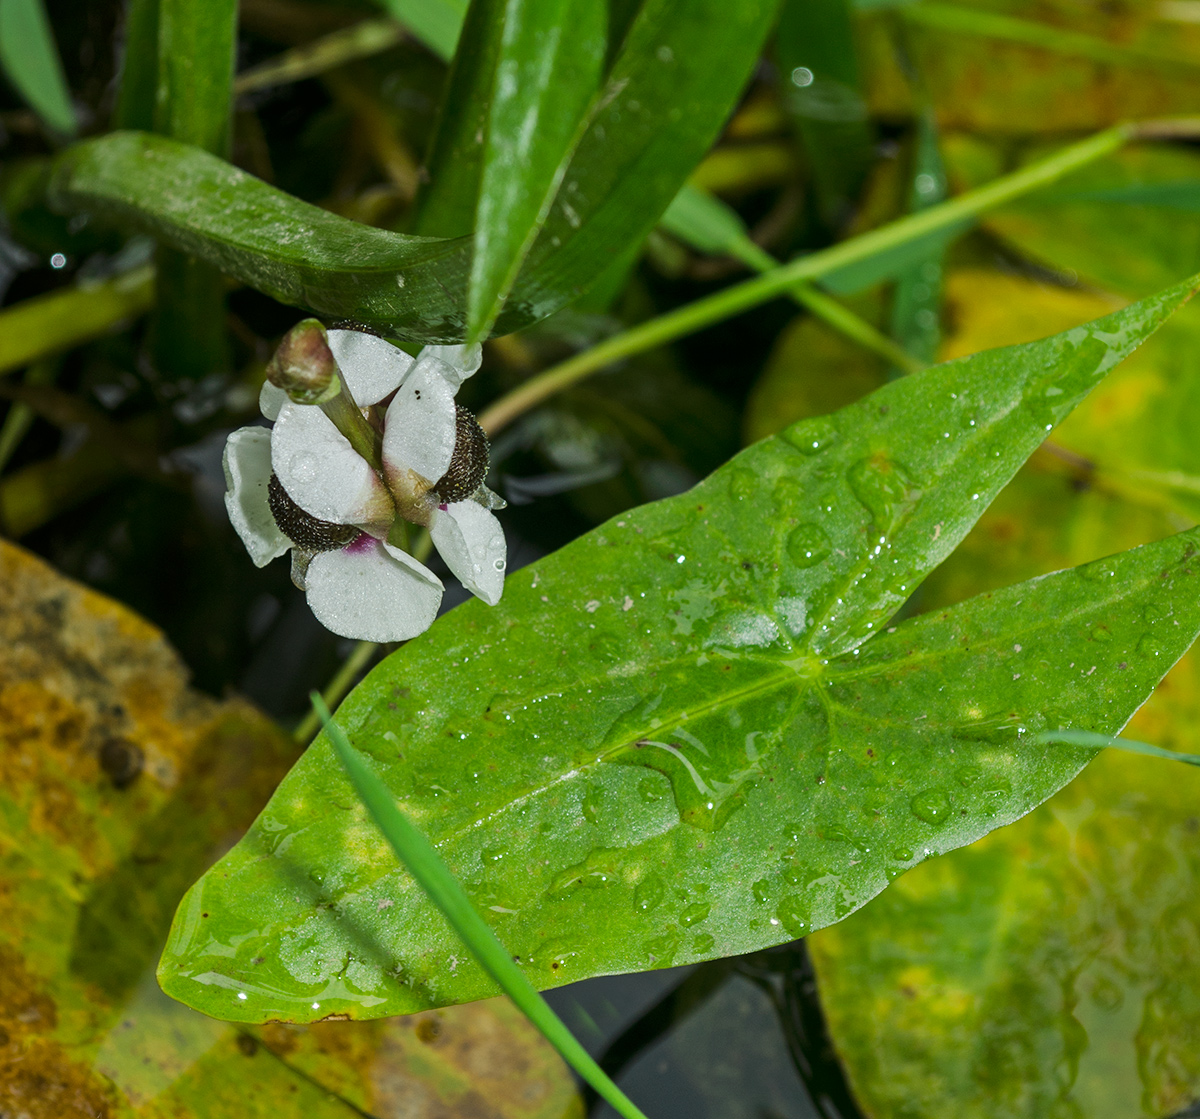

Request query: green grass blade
[
  {"left": 309, "top": 693, "right": 651, "bottom": 1119},
  {"left": 660, "top": 183, "right": 923, "bottom": 372},
  {"left": 378, "top": 0, "right": 466, "bottom": 60},
  {"left": 1033, "top": 729, "right": 1200, "bottom": 767},
  {"left": 0, "top": 0, "right": 75, "bottom": 136}
]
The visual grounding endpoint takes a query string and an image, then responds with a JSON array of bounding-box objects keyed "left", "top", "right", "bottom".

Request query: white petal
[
  {"left": 271, "top": 401, "right": 394, "bottom": 528},
  {"left": 430, "top": 500, "right": 506, "bottom": 605},
  {"left": 417, "top": 343, "right": 482, "bottom": 390},
  {"left": 305, "top": 537, "right": 444, "bottom": 641},
  {"left": 259, "top": 381, "right": 288, "bottom": 420},
  {"left": 223, "top": 426, "right": 290, "bottom": 566},
  {"left": 381, "top": 360, "right": 458, "bottom": 486},
  {"left": 327, "top": 329, "right": 415, "bottom": 405}
]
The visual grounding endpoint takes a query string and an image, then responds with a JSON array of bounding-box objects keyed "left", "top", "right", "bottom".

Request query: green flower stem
[
  {"left": 294, "top": 641, "right": 379, "bottom": 744},
  {"left": 1034, "top": 729, "right": 1200, "bottom": 767},
  {"left": 319, "top": 378, "right": 385, "bottom": 472},
  {"left": 0, "top": 357, "right": 59, "bottom": 472},
  {"left": 479, "top": 123, "right": 1133, "bottom": 435},
  {"left": 310, "top": 692, "right": 650, "bottom": 1119}
]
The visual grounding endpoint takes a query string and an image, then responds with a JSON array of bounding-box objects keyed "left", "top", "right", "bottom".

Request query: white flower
[{"left": 223, "top": 329, "right": 507, "bottom": 642}]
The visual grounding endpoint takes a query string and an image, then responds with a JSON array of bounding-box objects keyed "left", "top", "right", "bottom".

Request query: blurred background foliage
[{"left": 2, "top": 0, "right": 1200, "bottom": 1115}]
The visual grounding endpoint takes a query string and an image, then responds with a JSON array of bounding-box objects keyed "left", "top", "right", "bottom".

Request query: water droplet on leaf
[
  {"left": 787, "top": 523, "right": 832, "bottom": 568},
  {"left": 910, "top": 787, "right": 951, "bottom": 826}
]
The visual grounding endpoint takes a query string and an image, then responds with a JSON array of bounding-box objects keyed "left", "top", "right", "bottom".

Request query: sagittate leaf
[
  {"left": 0, "top": 0, "right": 75, "bottom": 136},
  {"left": 159, "top": 277, "right": 1200, "bottom": 1024},
  {"left": 807, "top": 265, "right": 1200, "bottom": 1116},
  {"left": 0, "top": 537, "right": 579, "bottom": 1118},
  {"left": 467, "top": 0, "right": 606, "bottom": 340}
]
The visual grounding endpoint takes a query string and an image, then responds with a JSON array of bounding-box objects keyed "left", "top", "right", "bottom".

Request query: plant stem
[
  {"left": 294, "top": 640, "right": 379, "bottom": 744},
  {"left": 311, "top": 693, "right": 651, "bottom": 1119},
  {"left": 0, "top": 265, "right": 155, "bottom": 377},
  {"left": 320, "top": 378, "right": 385, "bottom": 471},
  {"left": 150, "top": 0, "right": 236, "bottom": 379},
  {"left": 233, "top": 19, "right": 406, "bottom": 95},
  {"left": 479, "top": 123, "right": 1132, "bottom": 435}
]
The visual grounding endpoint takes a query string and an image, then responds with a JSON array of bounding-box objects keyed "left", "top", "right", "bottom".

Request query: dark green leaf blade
[
  {"left": 0, "top": 0, "right": 75, "bottom": 136},
  {"left": 468, "top": 0, "right": 605, "bottom": 340},
  {"left": 512, "top": 0, "right": 779, "bottom": 309},
  {"left": 48, "top": 132, "right": 477, "bottom": 340},
  {"left": 158, "top": 280, "right": 1200, "bottom": 1023}
]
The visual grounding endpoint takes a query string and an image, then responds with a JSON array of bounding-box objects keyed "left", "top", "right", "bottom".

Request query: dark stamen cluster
[
  {"left": 434, "top": 406, "right": 490, "bottom": 503},
  {"left": 268, "top": 474, "right": 359, "bottom": 552}
]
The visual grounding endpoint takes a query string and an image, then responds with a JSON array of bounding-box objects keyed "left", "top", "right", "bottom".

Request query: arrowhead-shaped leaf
[{"left": 159, "top": 278, "right": 1200, "bottom": 1023}]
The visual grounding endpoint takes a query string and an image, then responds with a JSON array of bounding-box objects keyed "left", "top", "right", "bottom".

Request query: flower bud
[{"left": 266, "top": 319, "right": 341, "bottom": 405}]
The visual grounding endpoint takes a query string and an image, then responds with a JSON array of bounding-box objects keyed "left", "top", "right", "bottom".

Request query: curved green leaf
[
  {"left": 48, "top": 132, "right": 479, "bottom": 340},
  {"left": 0, "top": 0, "right": 74, "bottom": 136},
  {"left": 468, "top": 0, "right": 605, "bottom": 339},
  {"left": 158, "top": 278, "right": 1200, "bottom": 1023},
  {"left": 512, "top": 0, "right": 778, "bottom": 310},
  {"left": 50, "top": 0, "right": 775, "bottom": 342}
]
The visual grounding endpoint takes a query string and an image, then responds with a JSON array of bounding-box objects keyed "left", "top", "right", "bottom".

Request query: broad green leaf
[
  {"left": 467, "top": 0, "right": 605, "bottom": 340},
  {"left": 379, "top": 0, "right": 467, "bottom": 60},
  {"left": 811, "top": 270, "right": 1200, "bottom": 1117},
  {"left": 160, "top": 279, "right": 1200, "bottom": 1023},
  {"left": 0, "top": 537, "right": 578, "bottom": 1118},
  {"left": 809, "top": 705, "right": 1200, "bottom": 1118},
  {"left": 0, "top": 0, "right": 75, "bottom": 136}
]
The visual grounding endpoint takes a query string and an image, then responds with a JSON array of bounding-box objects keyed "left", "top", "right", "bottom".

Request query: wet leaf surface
[
  {"left": 161, "top": 278, "right": 1200, "bottom": 1023},
  {"left": 808, "top": 703, "right": 1200, "bottom": 1119},
  {"left": 807, "top": 263, "right": 1200, "bottom": 1119},
  {"left": 0, "top": 538, "right": 579, "bottom": 1117}
]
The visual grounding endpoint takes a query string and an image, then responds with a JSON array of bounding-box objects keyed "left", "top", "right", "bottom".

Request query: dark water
[{"left": 543, "top": 943, "right": 863, "bottom": 1119}]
